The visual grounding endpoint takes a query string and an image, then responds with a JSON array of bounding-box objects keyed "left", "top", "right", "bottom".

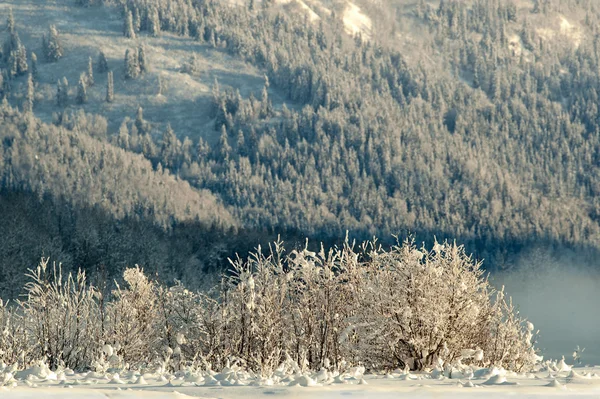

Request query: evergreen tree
[
  {"left": 6, "top": 32, "right": 27, "bottom": 77},
  {"left": 133, "top": 7, "right": 141, "bottom": 33},
  {"left": 31, "top": 52, "right": 38, "bottom": 81},
  {"left": 56, "top": 77, "right": 68, "bottom": 107},
  {"left": 135, "top": 106, "right": 147, "bottom": 135},
  {"left": 157, "top": 75, "right": 165, "bottom": 96},
  {"left": 148, "top": 7, "right": 161, "bottom": 37},
  {"left": 24, "top": 73, "right": 34, "bottom": 113},
  {"left": 6, "top": 8, "right": 15, "bottom": 34},
  {"left": 124, "top": 10, "right": 136, "bottom": 39},
  {"left": 217, "top": 125, "right": 231, "bottom": 161},
  {"left": 0, "top": 70, "right": 9, "bottom": 100},
  {"left": 161, "top": 123, "right": 181, "bottom": 170},
  {"left": 124, "top": 49, "right": 139, "bottom": 79},
  {"left": 76, "top": 74, "right": 87, "bottom": 104},
  {"left": 97, "top": 51, "right": 109, "bottom": 73},
  {"left": 106, "top": 70, "right": 114, "bottom": 103},
  {"left": 87, "top": 56, "right": 94, "bottom": 86},
  {"left": 43, "top": 25, "right": 63, "bottom": 62},
  {"left": 137, "top": 45, "right": 147, "bottom": 74}
]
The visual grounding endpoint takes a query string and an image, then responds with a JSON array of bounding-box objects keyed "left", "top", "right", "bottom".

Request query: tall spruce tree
[
  {"left": 56, "top": 77, "right": 68, "bottom": 107},
  {"left": 138, "top": 45, "right": 147, "bottom": 74},
  {"left": 31, "top": 52, "right": 38, "bottom": 81},
  {"left": 76, "top": 74, "right": 87, "bottom": 104},
  {"left": 124, "top": 10, "right": 136, "bottom": 39},
  {"left": 106, "top": 70, "right": 114, "bottom": 103},
  {"left": 24, "top": 73, "right": 34, "bottom": 113},
  {"left": 124, "top": 49, "right": 139, "bottom": 79},
  {"left": 148, "top": 7, "right": 161, "bottom": 37},
  {"left": 6, "top": 8, "right": 15, "bottom": 34},
  {"left": 87, "top": 56, "right": 94, "bottom": 86},
  {"left": 43, "top": 25, "right": 63, "bottom": 62},
  {"left": 97, "top": 51, "right": 109, "bottom": 73}
]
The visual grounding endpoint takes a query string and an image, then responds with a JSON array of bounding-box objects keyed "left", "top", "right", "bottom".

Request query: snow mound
[
  {"left": 134, "top": 376, "right": 148, "bottom": 385},
  {"left": 289, "top": 374, "right": 318, "bottom": 387},
  {"left": 15, "top": 363, "right": 57, "bottom": 381},
  {"left": 565, "top": 370, "right": 600, "bottom": 385},
  {"left": 545, "top": 379, "right": 567, "bottom": 389},
  {"left": 109, "top": 373, "right": 126, "bottom": 384},
  {"left": 481, "top": 374, "right": 518, "bottom": 386}
]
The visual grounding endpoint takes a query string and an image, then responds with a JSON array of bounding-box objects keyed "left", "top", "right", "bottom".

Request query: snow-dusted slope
[{"left": 0, "top": 0, "right": 288, "bottom": 143}]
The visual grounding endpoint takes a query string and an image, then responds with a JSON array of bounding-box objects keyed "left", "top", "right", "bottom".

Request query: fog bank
[{"left": 491, "top": 248, "right": 600, "bottom": 366}]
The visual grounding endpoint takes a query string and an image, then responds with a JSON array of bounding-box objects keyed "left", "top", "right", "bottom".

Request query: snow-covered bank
[{"left": 3, "top": 366, "right": 600, "bottom": 398}]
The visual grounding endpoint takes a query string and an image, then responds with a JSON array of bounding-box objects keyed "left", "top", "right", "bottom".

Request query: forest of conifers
[{"left": 1, "top": 0, "right": 600, "bottom": 298}]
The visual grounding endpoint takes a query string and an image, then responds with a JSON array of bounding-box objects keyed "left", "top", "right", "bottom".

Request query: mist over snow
[{"left": 492, "top": 249, "right": 600, "bottom": 365}]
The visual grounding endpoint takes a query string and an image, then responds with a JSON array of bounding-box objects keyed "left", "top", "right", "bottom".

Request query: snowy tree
[
  {"left": 124, "top": 9, "right": 136, "bottom": 39},
  {"left": 56, "top": 77, "right": 69, "bottom": 107},
  {"left": 31, "top": 52, "right": 38, "bottom": 81},
  {"left": 135, "top": 105, "right": 148, "bottom": 134},
  {"left": 157, "top": 74, "right": 165, "bottom": 96},
  {"left": 87, "top": 56, "right": 94, "bottom": 86},
  {"left": 6, "top": 8, "right": 15, "bottom": 34},
  {"left": 97, "top": 50, "right": 109, "bottom": 73},
  {"left": 6, "top": 33, "right": 28, "bottom": 77},
  {"left": 124, "top": 48, "right": 139, "bottom": 79},
  {"left": 0, "top": 70, "right": 9, "bottom": 100},
  {"left": 181, "top": 53, "right": 198, "bottom": 75},
  {"left": 148, "top": 6, "right": 161, "bottom": 37},
  {"left": 106, "top": 70, "right": 114, "bottom": 103},
  {"left": 137, "top": 44, "right": 148, "bottom": 74},
  {"left": 43, "top": 25, "right": 63, "bottom": 62},
  {"left": 76, "top": 74, "right": 87, "bottom": 104},
  {"left": 133, "top": 7, "right": 142, "bottom": 33},
  {"left": 24, "top": 73, "right": 34, "bottom": 113}
]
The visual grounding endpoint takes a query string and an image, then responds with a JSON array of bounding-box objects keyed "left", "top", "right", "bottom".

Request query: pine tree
[
  {"left": 148, "top": 7, "right": 161, "bottom": 37},
  {"left": 87, "top": 56, "right": 94, "bottom": 86},
  {"left": 76, "top": 74, "right": 87, "bottom": 104},
  {"left": 97, "top": 51, "right": 109, "bottom": 73},
  {"left": 0, "top": 70, "right": 10, "bottom": 100},
  {"left": 43, "top": 25, "right": 63, "bottom": 62},
  {"left": 24, "top": 73, "right": 34, "bottom": 113},
  {"left": 16, "top": 44, "right": 28, "bottom": 76},
  {"left": 157, "top": 75, "right": 165, "bottom": 96},
  {"left": 56, "top": 77, "right": 68, "bottom": 107},
  {"left": 31, "top": 52, "right": 38, "bottom": 81},
  {"left": 6, "top": 8, "right": 15, "bottom": 34},
  {"left": 106, "top": 70, "right": 114, "bottom": 103},
  {"left": 133, "top": 7, "right": 141, "bottom": 33},
  {"left": 124, "top": 49, "right": 139, "bottom": 79},
  {"left": 124, "top": 10, "right": 136, "bottom": 39},
  {"left": 135, "top": 106, "right": 146, "bottom": 135},
  {"left": 218, "top": 125, "right": 231, "bottom": 161},
  {"left": 137, "top": 45, "right": 147, "bottom": 74}
]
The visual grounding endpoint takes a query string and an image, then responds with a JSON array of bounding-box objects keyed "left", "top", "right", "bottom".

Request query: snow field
[{"left": 2, "top": 359, "right": 600, "bottom": 398}]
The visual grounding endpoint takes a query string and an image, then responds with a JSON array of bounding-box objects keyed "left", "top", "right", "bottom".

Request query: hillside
[{"left": 0, "top": 0, "right": 600, "bottom": 298}]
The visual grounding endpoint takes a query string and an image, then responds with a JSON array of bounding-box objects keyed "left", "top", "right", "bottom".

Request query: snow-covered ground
[{"left": 3, "top": 362, "right": 600, "bottom": 398}]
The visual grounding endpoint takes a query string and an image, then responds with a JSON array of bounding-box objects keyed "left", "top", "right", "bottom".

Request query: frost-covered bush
[
  {"left": 0, "top": 238, "right": 540, "bottom": 374},
  {"left": 354, "top": 239, "right": 508, "bottom": 370},
  {"left": 0, "top": 300, "right": 30, "bottom": 367},
  {"left": 19, "top": 258, "right": 101, "bottom": 370},
  {"left": 106, "top": 266, "right": 160, "bottom": 367}
]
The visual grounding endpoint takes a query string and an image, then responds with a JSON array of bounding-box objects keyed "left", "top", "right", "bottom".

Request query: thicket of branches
[{"left": 0, "top": 239, "right": 539, "bottom": 375}]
